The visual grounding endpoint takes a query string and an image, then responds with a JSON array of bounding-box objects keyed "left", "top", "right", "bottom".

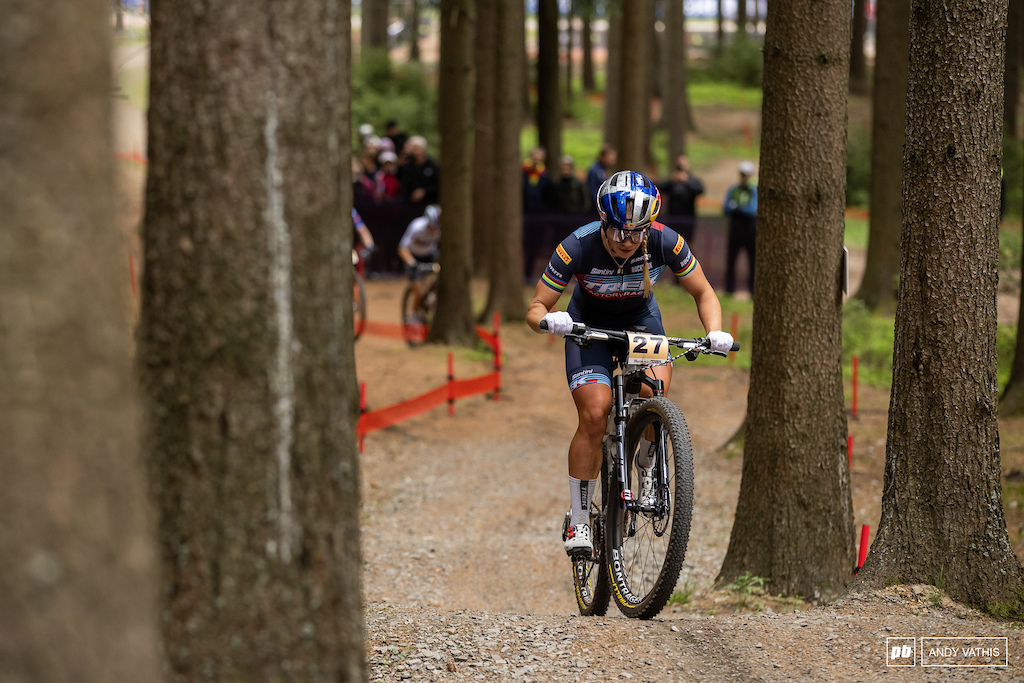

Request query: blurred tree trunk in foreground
[
  {"left": 855, "top": 0, "right": 910, "bottom": 312},
  {"left": 141, "top": 0, "right": 367, "bottom": 679},
  {"left": 483, "top": 0, "right": 528, "bottom": 322},
  {"left": 0, "top": 0, "right": 163, "bottom": 680},
  {"left": 430, "top": 0, "right": 477, "bottom": 344},
  {"left": 717, "top": 0, "right": 855, "bottom": 600},
  {"left": 856, "top": 0, "right": 1024, "bottom": 613}
]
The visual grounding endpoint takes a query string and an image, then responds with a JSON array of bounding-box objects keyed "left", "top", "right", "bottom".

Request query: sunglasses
[{"left": 607, "top": 225, "right": 649, "bottom": 244}]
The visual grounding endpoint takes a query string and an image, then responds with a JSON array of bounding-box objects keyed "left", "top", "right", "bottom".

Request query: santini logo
[{"left": 886, "top": 637, "right": 916, "bottom": 667}]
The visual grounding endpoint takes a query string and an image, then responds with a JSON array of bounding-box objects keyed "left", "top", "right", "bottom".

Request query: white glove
[
  {"left": 706, "top": 330, "right": 734, "bottom": 353},
  {"left": 541, "top": 311, "right": 575, "bottom": 337}
]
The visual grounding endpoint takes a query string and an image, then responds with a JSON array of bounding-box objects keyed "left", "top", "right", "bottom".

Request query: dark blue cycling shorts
[{"left": 564, "top": 311, "right": 665, "bottom": 392}]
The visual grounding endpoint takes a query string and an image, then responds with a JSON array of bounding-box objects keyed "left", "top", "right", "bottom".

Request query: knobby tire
[
  {"left": 606, "top": 396, "right": 694, "bottom": 619},
  {"left": 572, "top": 441, "right": 612, "bottom": 616}
]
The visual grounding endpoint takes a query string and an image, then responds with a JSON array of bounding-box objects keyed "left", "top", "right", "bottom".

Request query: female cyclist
[{"left": 526, "top": 170, "right": 734, "bottom": 556}]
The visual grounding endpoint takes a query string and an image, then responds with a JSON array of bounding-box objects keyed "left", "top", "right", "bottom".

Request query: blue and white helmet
[{"left": 596, "top": 171, "right": 661, "bottom": 230}]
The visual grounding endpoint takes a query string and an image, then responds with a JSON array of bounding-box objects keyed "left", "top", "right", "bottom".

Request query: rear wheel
[
  {"left": 606, "top": 396, "right": 693, "bottom": 619},
  {"left": 568, "top": 441, "right": 612, "bottom": 616},
  {"left": 353, "top": 273, "right": 367, "bottom": 340}
]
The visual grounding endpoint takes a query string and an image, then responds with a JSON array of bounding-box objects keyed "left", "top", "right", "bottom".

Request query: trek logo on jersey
[
  {"left": 672, "top": 234, "right": 685, "bottom": 255},
  {"left": 556, "top": 244, "right": 572, "bottom": 264},
  {"left": 580, "top": 278, "right": 647, "bottom": 298}
]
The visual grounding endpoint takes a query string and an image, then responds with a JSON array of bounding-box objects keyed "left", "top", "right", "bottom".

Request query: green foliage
[
  {"left": 352, "top": 50, "right": 437, "bottom": 153},
  {"left": 668, "top": 577, "right": 698, "bottom": 606},
  {"left": 986, "top": 584, "right": 1024, "bottom": 621},
  {"left": 687, "top": 82, "right": 763, "bottom": 110},
  {"left": 844, "top": 215, "right": 869, "bottom": 250},
  {"left": 846, "top": 124, "right": 872, "bottom": 208},
  {"left": 841, "top": 299, "right": 895, "bottom": 389},
  {"left": 726, "top": 571, "right": 767, "bottom": 611},
  {"left": 692, "top": 38, "right": 764, "bottom": 89},
  {"left": 1000, "top": 224, "right": 1023, "bottom": 274}
]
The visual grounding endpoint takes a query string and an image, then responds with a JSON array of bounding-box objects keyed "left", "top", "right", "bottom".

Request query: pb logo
[{"left": 886, "top": 637, "right": 916, "bottom": 667}]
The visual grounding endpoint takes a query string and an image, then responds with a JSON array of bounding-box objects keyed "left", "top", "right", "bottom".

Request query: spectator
[
  {"left": 586, "top": 144, "right": 617, "bottom": 202},
  {"left": 522, "top": 146, "right": 549, "bottom": 214},
  {"left": 376, "top": 150, "right": 403, "bottom": 202},
  {"left": 398, "top": 135, "right": 440, "bottom": 209},
  {"left": 356, "top": 149, "right": 380, "bottom": 199},
  {"left": 544, "top": 155, "right": 588, "bottom": 213},
  {"left": 385, "top": 120, "right": 409, "bottom": 160},
  {"left": 723, "top": 160, "right": 758, "bottom": 295},
  {"left": 661, "top": 154, "right": 705, "bottom": 242}
]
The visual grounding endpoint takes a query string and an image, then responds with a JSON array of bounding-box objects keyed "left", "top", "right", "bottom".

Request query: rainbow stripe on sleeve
[
  {"left": 542, "top": 270, "right": 569, "bottom": 292},
  {"left": 674, "top": 253, "right": 697, "bottom": 278}
]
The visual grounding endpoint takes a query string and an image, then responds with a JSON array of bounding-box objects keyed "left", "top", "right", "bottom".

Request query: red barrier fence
[{"left": 357, "top": 314, "right": 502, "bottom": 451}]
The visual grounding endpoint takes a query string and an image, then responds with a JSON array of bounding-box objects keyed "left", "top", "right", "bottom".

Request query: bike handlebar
[{"left": 539, "top": 319, "right": 740, "bottom": 356}]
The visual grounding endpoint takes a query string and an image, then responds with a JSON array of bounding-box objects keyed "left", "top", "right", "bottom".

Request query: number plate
[{"left": 626, "top": 333, "right": 669, "bottom": 365}]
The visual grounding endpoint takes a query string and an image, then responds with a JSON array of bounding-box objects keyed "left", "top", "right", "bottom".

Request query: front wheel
[{"left": 606, "top": 396, "right": 694, "bottom": 619}]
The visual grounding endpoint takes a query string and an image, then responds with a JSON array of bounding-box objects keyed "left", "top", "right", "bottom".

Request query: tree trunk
[
  {"left": 717, "top": 0, "right": 855, "bottom": 600},
  {"left": 565, "top": 0, "right": 575, "bottom": 105},
  {"left": 665, "top": 0, "right": 689, "bottom": 164},
  {"left": 737, "top": 0, "right": 748, "bottom": 40},
  {"left": 1005, "top": 0, "right": 1022, "bottom": 138},
  {"left": 483, "top": 0, "right": 528, "bottom": 322},
  {"left": 854, "top": 0, "right": 1024, "bottom": 613},
  {"left": 716, "top": 0, "right": 725, "bottom": 55},
  {"left": 855, "top": 0, "right": 910, "bottom": 312},
  {"left": 603, "top": 10, "right": 622, "bottom": 152},
  {"left": 362, "top": 0, "right": 389, "bottom": 51},
  {"left": 582, "top": 1, "right": 596, "bottom": 92},
  {"left": 616, "top": 0, "right": 647, "bottom": 171},
  {"left": 472, "top": 0, "right": 497, "bottom": 273},
  {"left": 142, "top": 1, "right": 367, "bottom": 678},
  {"left": 410, "top": 0, "right": 421, "bottom": 61},
  {"left": 849, "top": 0, "right": 869, "bottom": 94},
  {"left": 537, "top": 0, "right": 562, "bottom": 165},
  {"left": 0, "top": 1, "right": 163, "bottom": 679},
  {"left": 429, "top": 0, "right": 477, "bottom": 345}
]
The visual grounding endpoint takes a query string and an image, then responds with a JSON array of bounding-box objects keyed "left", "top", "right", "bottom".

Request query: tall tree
[
  {"left": 855, "top": 0, "right": 1024, "bottom": 613},
  {"left": 565, "top": 0, "right": 576, "bottom": 105},
  {"left": 737, "top": 0, "right": 748, "bottom": 41},
  {"left": 472, "top": 0, "right": 497, "bottom": 272},
  {"left": 581, "top": 0, "right": 596, "bottom": 91},
  {"left": 717, "top": 0, "right": 855, "bottom": 599},
  {"left": 603, "top": 9, "right": 623, "bottom": 152},
  {"left": 141, "top": 0, "right": 366, "bottom": 678},
  {"left": 407, "top": 0, "right": 422, "bottom": 61},
  {"left": 430, "top": 0, "right": 477, "bottom": 344},
  {"left": 664, "top": 0, "right": 693, "bottom": 164},
  {"left": 849, "top": 0, "right": 869, "bottom": 94},
  {"left": 1005, "top": 0, "right": 1022, "bottom": 138},
  {"left": 616, "top": 0, "right": 647, "bottom": 171},
  {"left": 537, "top": 0, "right": 562, "bottom": 165},
  {"left": 362, "top": 0, "right": 390, "bottom": 52},
  {"left": 855, "top": 0, "right": 911, "bottom": 311},
  {"left": 716, "top": 0, "right": 725, "bottom": 55},
  {"left": 482, "top": 0, "right": 528, "bottom": 321},
  {"left": 0, "top": 1, "right": 162, "bottom": 679}
]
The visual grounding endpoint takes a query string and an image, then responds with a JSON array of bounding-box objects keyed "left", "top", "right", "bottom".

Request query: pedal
[{"left": 561, "top": 511, "right": 571, "bottom": 542}]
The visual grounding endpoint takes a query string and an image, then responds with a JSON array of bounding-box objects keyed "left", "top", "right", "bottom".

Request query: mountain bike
[
  {"left": 352, "top": 248, "right": 369, "bottom": 340},
  {"left": 542, "top": 320, "right": 738, "bottom": 619},
  {"left": 400, "top": 262, "right": 440, "bottom": 346}
]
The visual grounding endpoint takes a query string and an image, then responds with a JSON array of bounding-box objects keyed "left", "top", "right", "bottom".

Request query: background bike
[
  {"left": 352, "top": 247, "right": 371, "bottom": 340},
  {"left": 400, "top": 262, "right": 440, "bottom": 346},
  {"left": 544, "top": 320, "right": 738, "bottom": 619}
]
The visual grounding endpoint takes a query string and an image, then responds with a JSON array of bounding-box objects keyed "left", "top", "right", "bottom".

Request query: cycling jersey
[
  {"left": 542, "top": 221, "right": 697, "bottom": 329},
  {"left": 398, "top": 215, "right": 440, "bottom": 260},
  {"left": 542, "top": 221, "right": 698, "bottom": 392}
]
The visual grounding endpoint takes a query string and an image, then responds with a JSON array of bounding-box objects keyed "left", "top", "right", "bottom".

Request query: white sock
[{"left": 569, "top": 476, "right": 598, "bottom": 527}]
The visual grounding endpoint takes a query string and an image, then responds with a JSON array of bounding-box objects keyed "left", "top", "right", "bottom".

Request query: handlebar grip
[
  {"left": 539, "top": 319, "right": 549, "bottom": 331},
  {"left": 731, "top": 341, "right": 740, "bottom": 352}
]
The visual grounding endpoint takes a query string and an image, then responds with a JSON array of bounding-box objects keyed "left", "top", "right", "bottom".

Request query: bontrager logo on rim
[{"left": 886, "top": 637, "right": 916, "bottom": 667}]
